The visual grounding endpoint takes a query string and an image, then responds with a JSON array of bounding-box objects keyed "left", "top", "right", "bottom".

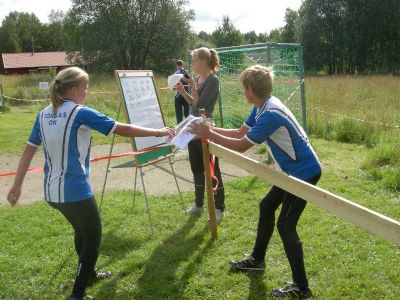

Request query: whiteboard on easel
[{"left": 116, "top": 70, "right": 166, "bottom": 150}]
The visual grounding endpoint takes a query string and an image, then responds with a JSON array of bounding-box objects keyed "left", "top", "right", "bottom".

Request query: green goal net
[{"left": 188, "top": 43, "right": 307, "bottom": 130}]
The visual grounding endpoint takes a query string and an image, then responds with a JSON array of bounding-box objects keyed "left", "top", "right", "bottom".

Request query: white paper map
[{"left": 170, "top": 115, "right": 202, "bottom": 149}]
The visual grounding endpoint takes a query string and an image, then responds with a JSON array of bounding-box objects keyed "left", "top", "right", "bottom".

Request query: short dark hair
[{"left": 175, "top": 60, "right": 184, "bottom": 67}]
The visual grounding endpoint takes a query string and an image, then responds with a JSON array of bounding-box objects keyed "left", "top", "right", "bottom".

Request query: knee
[
  {"left": 277, "top": 220, "right": 286, "bottom": 237},
  {"left": 259, "top": 199, "right": 274, "bottom": 214},
  {"left": 277, "top": 220, "right": 298, "bottom": 244}
]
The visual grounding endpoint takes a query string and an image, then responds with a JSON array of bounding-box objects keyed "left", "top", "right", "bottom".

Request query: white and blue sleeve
[
  {"left": 244, "top": 106, "right": 257, "bottom": 128},
  {"left": 245, "top": 112, "right": 279, "bottom": 144},
  {"left": 27, "top": 113, "right": 42, "bottom": 147},
  {"left": 77, "top": 107, "right": 117, "bottom": 136}
]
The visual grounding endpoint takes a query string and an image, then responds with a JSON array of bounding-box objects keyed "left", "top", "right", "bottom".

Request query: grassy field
[
  {"left": 1, "top": 73, "right": 400, "bottom": 191},
  {"left": 0, "top": 139, "right": 399, "bottom": 299},
  {"left": 0, "top": 74, "right": 400, "bottom": 298}
]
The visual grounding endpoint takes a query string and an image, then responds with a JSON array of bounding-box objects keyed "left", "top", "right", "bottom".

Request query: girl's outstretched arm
[
  {"left": 114, "top": 123, "right": 175, "bottom": 138},
  {"left": 7, "top": 144, "right": 37, "bottom": 206}
]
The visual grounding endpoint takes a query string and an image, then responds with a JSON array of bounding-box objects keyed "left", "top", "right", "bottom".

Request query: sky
[{"left": 0, "top": 0, "right": 302, "bottom": 34}]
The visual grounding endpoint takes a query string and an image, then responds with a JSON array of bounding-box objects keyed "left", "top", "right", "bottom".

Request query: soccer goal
[{"left": 188, "top": 43, "right": 307, "bottom": 130}]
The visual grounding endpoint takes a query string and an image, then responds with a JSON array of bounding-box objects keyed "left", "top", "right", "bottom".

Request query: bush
[{"left": 362, "top": 134, "right": 400, "bottom": 191}]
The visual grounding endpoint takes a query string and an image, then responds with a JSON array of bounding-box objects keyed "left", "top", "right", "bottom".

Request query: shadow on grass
[
  {"left": 246, "top": 271, "right": 267, "bottom": 300},
  {"left": 94, "top": 215, "right": 212, "bottom": 299}
]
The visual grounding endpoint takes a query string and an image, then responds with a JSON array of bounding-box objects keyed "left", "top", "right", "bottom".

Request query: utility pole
[{"left": 31, "top": 36, "right": 35, "bottom": 55}]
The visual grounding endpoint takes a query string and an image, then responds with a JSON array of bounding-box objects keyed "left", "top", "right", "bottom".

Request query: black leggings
[
  {"left": 251, "top": 173, "right": 321, "bottom": 290},
  {"left": 188, "top": 138, "right": 225, "bottom": 211},
  {"left": 48, "top": 197, "right": 101, "bottom": 297}
]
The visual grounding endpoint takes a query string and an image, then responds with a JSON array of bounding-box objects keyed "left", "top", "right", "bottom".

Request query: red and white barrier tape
[
  {"left": 2, "top": 91, "right": 118, "bottom": 103},
  {"left": 0, "top": 145, "right": 171, "bottom": 178},
  {"left": 284, "top": 79, "right": 304, "bottom": 104},
  {"left": 3, "top": 95, "right": 48, "bottom": 102}
]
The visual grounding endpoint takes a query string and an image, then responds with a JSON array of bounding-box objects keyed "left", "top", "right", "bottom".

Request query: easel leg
[
  {"left": 132, "top": 166, "right": 138, "bottom": 207},
  {"left": 168, "top": 156, "right": 185, "bottom": 211},
  {"left": 99, "top": 101, "right": 122, "bottom": 211},
  {"left": 139, "top": 167, "right": 153, "bottom": 233}
]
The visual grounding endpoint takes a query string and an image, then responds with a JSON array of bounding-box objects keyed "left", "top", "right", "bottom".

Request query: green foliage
[
  {"left": 63, "top": 0, "right": 194, "bottom": 73},
  {"left": 296, "top": 0, "right": 400, "bottom": 74},
  {"left": 211, "top": 16, "right": 243, "bottom": 47},
  {"left": 280, "top": 8, "right": 298, "bottom": 43},
  {"left": 362, "top": 135, "right": 400, "bottom": 191},
  {"left": 0, "top": 10, "right": 66, "bottom": 56}
]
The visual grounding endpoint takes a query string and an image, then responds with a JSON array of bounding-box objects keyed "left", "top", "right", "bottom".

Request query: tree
[
  {"left": 40, "top": 10, "right": 66, "bottom": 51},
  {"left": 297, "top": 0, "right": 346, "bottom": 74},
  {"left": 211, "top": 16, "right": 243, "bottom": 47},
  {"left": 267, "top": 28, "right": 282, "bottom": 42},
  {"left": 296, "top": 0, "right": 400, "bottom": 74},
  {"left": 280, "top": 8, "right": 298, "bottom": 43},
  {"left": 64, "top": 0, "right": 194, "bottom": 72},
  {"left": 243, "top": 30, "right": 258, "bottom": 44},
  {"left": 191, "top": 31, "right": 215, "bottom": 49},
  {"left": 258, "top": 32, "right": 268, "bottom": 43},
  {"left": 0, "top": 12, "right": 42, "bottom": 53}
]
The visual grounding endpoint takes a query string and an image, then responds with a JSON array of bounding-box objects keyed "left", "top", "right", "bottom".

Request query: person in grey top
[
  {"left": 176, "top": 47, "right": 225, "bottom": 222},
  {"left": 189, "top": 73, "right": 220, "bottom": 118}
]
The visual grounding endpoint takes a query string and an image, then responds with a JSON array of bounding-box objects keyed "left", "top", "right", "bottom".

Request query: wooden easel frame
[{"left": 99, "top": 70, "right": 184, "bottom": 231}]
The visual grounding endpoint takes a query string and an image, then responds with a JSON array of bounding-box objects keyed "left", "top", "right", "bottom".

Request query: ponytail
[
  {"left": 48, "top": 80, "right": 64, "bottom": 115},
  {"left": 209, "top": 49, "right": 220, "bottom": 74},
  {"left": 49, "top": 67, "right": 89, "bottom": 115},
  {"left": 191, "top": 47, "right": 220, "bottom": 74}
]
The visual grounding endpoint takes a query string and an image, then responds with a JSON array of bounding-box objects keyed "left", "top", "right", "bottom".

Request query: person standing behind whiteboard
[
  {"left": 174, "top": 60, "right": 190, "bottom": 124},
  {"left": 176, "top": 47, "right": 225, "bottom": 223},
  {"left": 7, "top": 67, "right": 174, "bottom": 300},
  {"left": 191, "top": 65, "right": 322, "bottom": 298}
]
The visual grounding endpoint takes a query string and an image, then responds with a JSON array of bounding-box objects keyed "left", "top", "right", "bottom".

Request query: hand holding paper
[
  {"left": 169, "top": 115, "right": 203, "bottom": 149},
  {"left": 189, "top": 118, "right": 212, "bottom": 139},
  {"left": 167, "top": 73, "right": 184, "bottom": 90}
]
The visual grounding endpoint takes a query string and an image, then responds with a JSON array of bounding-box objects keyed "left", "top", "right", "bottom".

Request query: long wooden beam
[{"left": 209, "top": 142, "right": 400, "bottom": 246}]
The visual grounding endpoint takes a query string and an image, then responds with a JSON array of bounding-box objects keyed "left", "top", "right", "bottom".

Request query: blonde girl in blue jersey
[{"left": 7, "top": 67, "right": 174, "bottom": 300}]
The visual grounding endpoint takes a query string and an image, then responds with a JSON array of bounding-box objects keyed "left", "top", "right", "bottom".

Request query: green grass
[
  {"left": 0, "top": 139, "right": 399, "bottom": 299},
  {"left": 1, "top": 73, "right": 400, "bottom": 190}
]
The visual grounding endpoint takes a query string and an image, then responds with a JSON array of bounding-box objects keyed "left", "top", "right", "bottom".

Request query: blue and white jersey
[
  {"left": 245, "top": 96, "right": 321, "bottom": 180},
  {"left": 28, "top": 100, "right": 117, "bottom": 203}
]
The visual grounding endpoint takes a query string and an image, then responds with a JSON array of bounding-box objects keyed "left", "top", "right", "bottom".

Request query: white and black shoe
[
  {"left": 271, "top": 282, "right": 312, "bottom": 298},
  {"left": 87, "top": 270, "right": 112, "bottom": 287},
  {"left": 186, "top": 204, "right": 204, "bottom": 215},
  {"left": 230, "top": 255, "right": 265, "bottom": 272}
]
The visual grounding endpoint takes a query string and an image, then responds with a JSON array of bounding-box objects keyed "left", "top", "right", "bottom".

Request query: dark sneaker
[
  {"left": 87, "top": 270, "right": 112, "bottom": 287},
  {"left": 271, "top": 282, "right": 312, "bottom": 298},
  {"left": 229, "top": 255, "right": 265, "bottom": 272},
  {"left": 66, "top": 295, "right": 93, "bottom": 300}
]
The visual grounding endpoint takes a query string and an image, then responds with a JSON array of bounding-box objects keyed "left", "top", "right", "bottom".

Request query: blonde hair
[
  {"left": 240, "top": 65, "right": 274, "bottom": 99},
  {"left": 49, "top": 67, "right": 89, "bottom": 114},
  {"left": 191, "top": 47, "right": 220, "bottom": 74}
]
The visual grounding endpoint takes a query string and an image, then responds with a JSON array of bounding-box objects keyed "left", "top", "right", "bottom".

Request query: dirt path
[{"left": 0, "top": 143, "right": 252, "bottom": 206}]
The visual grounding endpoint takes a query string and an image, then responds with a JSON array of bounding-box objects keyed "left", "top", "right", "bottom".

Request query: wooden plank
[
  {"left": 200, "top": 109, "right": 218, "bottom": 239},
  {"left": 209, "top": 142, "right": 400, "bottom": 246}
]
